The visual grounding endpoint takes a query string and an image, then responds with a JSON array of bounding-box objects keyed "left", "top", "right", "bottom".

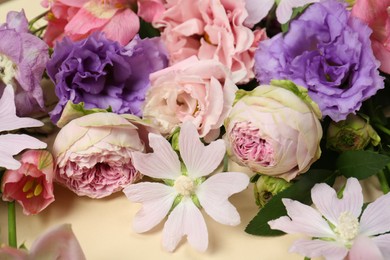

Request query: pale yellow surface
[{"left": 0, "top": 1, "right": 384, "bottom": 260}]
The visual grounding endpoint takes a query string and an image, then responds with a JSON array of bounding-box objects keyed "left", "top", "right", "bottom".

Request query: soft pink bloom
[
  {"left": 269, "top": 178, "right": 390, "bottom": 260},
  {"left": 352, "top": 0, "right": 390, "bottom": 74},
  {"left": 52, "top": 113, "right": 151, "bottom": 198},
  {"left": 0, "top": 85, "right": 46, "bottom": 170},
  {"left": 154, "top": 0, "right": 267, "bottom": 83},
  {"left": 123, "top": 121, "right": 249, "bottom": 252},
  {"left": 42, "top": 0, "right": 139, "bottom": 47},
  {"left": 137, "top": 0, "right": 165, "bottom": 22},
  {"left": 2, "top": 150, "right": 54, "bottom": 215},
  {"left": 0, "top": 224, "right": 86, "bottom": 260},
  {"left": 244, "top": 0, "right": 319, "bottom": 26},
  {"left": 142, "top": 56, "right": 237, "bottom": 141}
]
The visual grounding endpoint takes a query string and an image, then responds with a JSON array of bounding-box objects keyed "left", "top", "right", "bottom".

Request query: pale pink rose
[
  {"left": 52, "top": 113, "right": 152, "bottom": 198},
  {"left": 2, "top": 150, "right": 55, "bottom": 215},
  {"left": 42, "top": 0, "right": 139, "bottom": 47},
  {"left": 142, "top": 56, "right": 237, "bottom": 141},
  {"left": 137, "top": 0, "right": 165, "bottom": 23},
  {"left": 154, "top": 0, "right": 267, "bottom": 84},
  {"left": 352, "top": 0, "right": 390, "bottom": 74}
]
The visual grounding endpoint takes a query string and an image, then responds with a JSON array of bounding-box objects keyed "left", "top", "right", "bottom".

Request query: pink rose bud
[{"left": 2, "top": 150, "right": 55, "bottom": 215}]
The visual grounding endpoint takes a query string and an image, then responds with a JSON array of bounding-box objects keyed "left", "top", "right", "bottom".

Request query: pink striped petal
[
  {"left": 290, "top": 239, "right": 348, "bottom": 260},
  {"left": 179, "top": 121, "right": 225, "bottom": 178},
  {"left": 102, "top": 8, "right": 139, "bottom": 45},
  {"left": 372, "top": 234, "right": 390, "bottom": 259},
  {"left": 348, "top": 235, "right": 384, "bottom": 260},
  {"left": 359, "top": 193, "right": 390, "bottom": 236}
]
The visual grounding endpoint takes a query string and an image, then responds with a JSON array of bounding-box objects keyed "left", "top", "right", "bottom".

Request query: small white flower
[
  {"left": 123, "top": 121, "right": 249, "bottom": 252},
  {"left": 268, "top": 177, "right": 390, "bottom": 260}
]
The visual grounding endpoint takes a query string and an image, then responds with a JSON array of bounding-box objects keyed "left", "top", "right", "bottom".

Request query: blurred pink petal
[
  {"left": 137, "top": 0, "right": 165, "bottom": 23},
  {"left": 359, "top": 193, "right": 390, "bottom": 236},
  {"left": 276, "top": 0, "right": 319, "bottom": 24},
  {"left": 244, "top": 0, "right": 274, "bottom": 27},
  {"left": 348, "top": 235, "right": 383, "bottom": 260},
  {"left": 372, "top": 234, "right": 390, "bottom": 259},
  {"left": 290, "top": 239, "right": 348, "bottom": 260}
]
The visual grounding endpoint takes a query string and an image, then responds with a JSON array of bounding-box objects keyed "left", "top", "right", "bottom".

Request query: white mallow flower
[
  {"left": 123, "top": 121, "right": 249, "bottom": 252},
  {"left": 268, "top": 177, "right": 390, "bottom": 260}
]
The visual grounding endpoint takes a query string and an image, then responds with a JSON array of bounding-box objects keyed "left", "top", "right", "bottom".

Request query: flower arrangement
[{"left": 0, "top": 0, "right": 390, "bottom": 259}]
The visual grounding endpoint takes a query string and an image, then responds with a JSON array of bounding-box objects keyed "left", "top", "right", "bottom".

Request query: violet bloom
[
  {"left": 254, "top": 0, "right": 384, "bottom": 122},
  {"left": 47, "top": 33, "right": 168, "bottom": 124},
  {"left": 0, "top": 10, "right": 49, "bottom": 116}
]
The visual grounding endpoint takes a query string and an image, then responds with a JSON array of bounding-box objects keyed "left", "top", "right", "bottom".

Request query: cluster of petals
[{"left": 124, "top": 121, "right": 249, "bottom": 252}]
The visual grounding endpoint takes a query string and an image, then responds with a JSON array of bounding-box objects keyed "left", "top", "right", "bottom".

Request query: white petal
[
  {"left": 197, "top": 172, "right": 249, "bottom": 225},
  {"left": 162, "top": 198, "right": 208, "bottom": 252},
  {"left": 179, "top": 121, "right": 225, "bottom": 178},
  {"left": 0, "top": 85, "right": 43, "bottom": 132},
  {"left": 276, "top": 0, "right": 319, "bottom": 24},
  {"left": 349, "top": 235, "right": 384, "bottom": 260},
  {"left": 132, "top": 133, "right": 181, "bottom": 179},
  {"left": 0, "top": 134, "right": 46, "bottom": 169},
  {"left": 123, "top": 182, "right": 176, "bottom": 233},
  {"left": 289, "top": 239, "right": 348, "bottom": 260},
  {"left": 359, "top": 193, "right": 390, "bottom": 236},
  {"left": 311, "top": 178, "right": 363, "bottom": 225},
  {"left": 244, "top": 0, "right": 274, "bottom": 27},
  {"left": 268, "top": 199, "right": 334, "bottom": 238},
  {"left": 372, "top": 234, "right": 390, "bottom": 259}
]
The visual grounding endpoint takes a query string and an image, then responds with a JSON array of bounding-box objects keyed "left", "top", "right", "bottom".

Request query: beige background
[{"left": 0, "top": 1, "right": 383, "bottom": 259}]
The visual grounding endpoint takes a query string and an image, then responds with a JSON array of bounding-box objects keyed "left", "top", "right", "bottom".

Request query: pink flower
[
  {"left": 2, "top": 150, "right": 55, "bottom": 215},
  {"left": 123, "top": 121, "right": 249, "bottom": 252},
  {"left": 0, "top": 85, "right": 46, "bottom": 170},
  {"left": 142, "top": 56, "right": 237, "bottom": 141},
  {"left": 137, "top": 0, "right": 165, "bottom": 23},
  {"left": 352, "top": 0, "right": 390, "bottom": 74},
  {"left": 0, "top": 224, "right": 86, "bottom": 260},
  {"left": 42, "top": 0, "right": 139, "bottom": 47},
  {"left": 269, "top": 178, "right": 390, "bottom": 260},
  {"left": 52, "top": 113, "right": 151, "bottom": 198},
  {"left": 154, "top": 0, "right": 267, "bottom": 83}
]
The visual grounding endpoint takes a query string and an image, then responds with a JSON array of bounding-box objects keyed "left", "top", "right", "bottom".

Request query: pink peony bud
[{"left": 1, "top": 150, "right": 55, "bottom": 215}]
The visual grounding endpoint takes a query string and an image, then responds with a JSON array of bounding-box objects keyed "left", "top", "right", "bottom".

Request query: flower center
[
  {"left": 0, "top": 54, "right": 17, "bottom": 85},
  {"left": 23, "top": 179, "right": 43, "bottom": 199},
  {"left": 174, "top": 175, "right": 195, "bottom": 196},
  {"left": 335, "top": 211, "right": 360, "bottom": 245}
]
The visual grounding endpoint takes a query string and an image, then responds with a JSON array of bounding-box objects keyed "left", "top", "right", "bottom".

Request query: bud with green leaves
[{"left": 253, "top": 175, "right": 292, "bottom": 208}]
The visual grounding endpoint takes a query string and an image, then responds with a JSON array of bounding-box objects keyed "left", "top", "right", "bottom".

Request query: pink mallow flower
[
  {"left": 0, "top": 224, "right": 86, "bottom": 260},
  {"left": 42, "top": 0, "right": 140, "bottom": 47},
  {"left": 0, "top": 85, "right": 46, "bottom": 170},
  {"left": 2, "top": 150, "right": 55, "bottom": 215},
  {"left": 123, "top": 121, "right": 249, "bottom": 252},
  {"left": 269, "top": 177, "right": 390, "bottom": 260}
]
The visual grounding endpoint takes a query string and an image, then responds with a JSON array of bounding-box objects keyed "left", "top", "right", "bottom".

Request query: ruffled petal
[
  {"left": 197, "top": 172, "right": 249, "bottom": 225},
  {"left": 162, "top": 198, "right": 208, "bottom": 252},
  {"left": 289, "top": 239, "right": 348, "bottom": 260},
  {"left": 132, "top": 133, "right": 181, "bottom": 179},
  {"left": 348, "top": 235, "right": 384, "bottom": 260},
  {"left": 359, "top": 193, "right": 390, "bottom": 236},
  {"left": 179, "top": 121, "right": 225, "bottom": 178},
  {"left": 268, "top": 199, "right": 335, "bottom": 238},
  {"left": 0, "top": 85, "right": 44, "bottom": 132},
  {"left": 123, "top": 182, "right": 176, "bottom": 233},
  {"left": 311, "top": 178, "right": 363, "bottom": 225},
  {"left": 372, "top": 233, "right": 390, "bottom": 259}
]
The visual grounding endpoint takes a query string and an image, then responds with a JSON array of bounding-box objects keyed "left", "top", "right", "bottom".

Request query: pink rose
[
  {"left": 154, "top": 0, "right": 267, "bottom": 83},
  {"left": 142, "top": 56, "right": 237, "bottom": 141},
  {"left": 42, "top": 0, "right": 139, "bottom": 47},
  {"left": 352, "top": 0, "right": 390, "bottom": 74},
  {"left": 52, "top": 113, "right": 151, "bottom": 198},
  {"left": 2, "top": 150, "right": 55, "bottom": 215}
]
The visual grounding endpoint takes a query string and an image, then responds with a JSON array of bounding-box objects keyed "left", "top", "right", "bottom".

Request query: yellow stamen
[
  {"left": 22, "top": 180, "right": 34, "bottom": 193},
  {"left": 34, "top": 184, "right": 43, "bottom": 196},
  {"left": 26, "top": 192, "right": 34, "bottom": 199}
]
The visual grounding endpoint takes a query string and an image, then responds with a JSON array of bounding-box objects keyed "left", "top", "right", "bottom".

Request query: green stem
[
  {"left": 377, "top": 170, "right": 390, "bottom": 194},
  {"left": 31, "top": 25, "right": 47, "bottom": 35},
  {"left": 8, "top": 201, "right": 17, "bottom": 248},
  {"left": 28, "top": 11, "right": 49, "bottom": 29},
  {"left": 223, "top": 154, "right": 229, "bottom": 172},
  {"left": 373, "top": 123, "right": 390, "bottom": 137}
]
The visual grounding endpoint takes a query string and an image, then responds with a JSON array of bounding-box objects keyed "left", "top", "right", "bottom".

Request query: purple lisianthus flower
[
  {"left": 0, "top": 10, "right": 49, "bottom": 116},
  {"left": 254, "top": 0, "right": 384, "bottom": 121},
  {"left": 47, "top": 33, "right": 168, "bottom": 124}
]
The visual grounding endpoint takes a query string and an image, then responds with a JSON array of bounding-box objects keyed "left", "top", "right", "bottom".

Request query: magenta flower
[
  {"left": 2, "top": 150, "right": 55, "bottom": 215},
  {"left": 0, "top": 85, "right": 46, "bottom": 170},
  {"left": 269, "top": 178, "right": 390, "bottom": 259},
  {"left": 124, "top": 121, "right": 249, "bottom": 252}
]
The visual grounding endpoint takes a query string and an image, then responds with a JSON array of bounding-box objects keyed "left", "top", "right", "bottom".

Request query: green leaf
[
  {"left": 336, "top": 150, "right": 390, "bottom": 180},
  {"left": 139, "top": 18, "right": 160, "bottom": 39},
  {"left": 245, "top": 169, "right": 336, "bottom": 236}
]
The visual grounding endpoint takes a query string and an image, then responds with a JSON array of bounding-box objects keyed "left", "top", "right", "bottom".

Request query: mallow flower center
[
  {"left": 335, "top": 211, "right": 360, "bottom": 246},
  {"left": 174, "top": 175, "right": 195, "bottom": 196},
  {"left": 0, "top": 54, "right": 16, "bottom": 85}
]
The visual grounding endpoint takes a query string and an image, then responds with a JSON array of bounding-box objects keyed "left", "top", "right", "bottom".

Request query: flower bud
[
  {"left": 326, "top": 114, "right": 380, "bottom": 152},
  {"left": 254, "top": 175, "right": 292, "bottom": 208}
]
